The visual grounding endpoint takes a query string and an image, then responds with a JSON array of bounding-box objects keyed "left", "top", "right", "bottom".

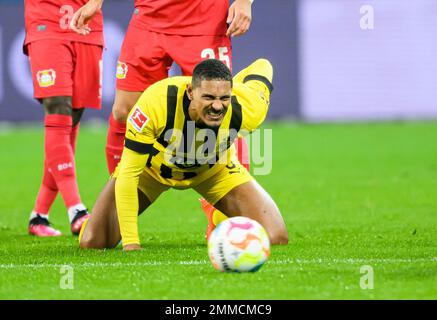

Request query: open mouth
[{"left": 205, "top": 108, "right": 224, "bottom": 121}]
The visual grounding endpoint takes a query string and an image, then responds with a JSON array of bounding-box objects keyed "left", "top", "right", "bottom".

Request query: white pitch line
[{"left": 0, "top": 258, "right": 435, "bottom": 269}]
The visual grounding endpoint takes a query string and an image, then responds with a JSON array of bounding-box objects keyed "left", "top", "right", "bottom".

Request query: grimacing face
[{"left": 187, "top": 79, "right": 232, "bottom": 129}]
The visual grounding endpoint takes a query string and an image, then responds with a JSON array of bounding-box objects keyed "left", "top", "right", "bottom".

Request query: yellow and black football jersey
[
  {"left": 115, "top": 58, "right": 273, "bottom": 245},
  {"left": 121, "top": 58, "right": 273, "bottom": 185}
]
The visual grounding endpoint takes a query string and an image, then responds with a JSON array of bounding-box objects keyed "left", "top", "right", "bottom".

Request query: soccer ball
[{"left": 208, "top": 216, "right": 270, "bottom": 272}]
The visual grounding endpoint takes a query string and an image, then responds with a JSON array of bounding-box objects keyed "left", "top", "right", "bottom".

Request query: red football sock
[
  {"left": 33, "top": 123, "right": 80, "bottom": 215},
  {"left": 70, "top": 123, "right": 80, "bottom": 154},
  {"left": 44, "top": 114, "right": 81, "bottom": 208},
  {"left": 236, "top": 137, "right": 250, "bottom": 171},
  {"left": 33, "top": 160, "right": 58, "bottom": 215},
  {"left": 106, "top": 113, "right": 126, "bottom": 174}
]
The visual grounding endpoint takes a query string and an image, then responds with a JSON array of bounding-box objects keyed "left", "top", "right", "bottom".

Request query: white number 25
[{"left": 201, "top": 47, "right": 230, "bottom": 69}]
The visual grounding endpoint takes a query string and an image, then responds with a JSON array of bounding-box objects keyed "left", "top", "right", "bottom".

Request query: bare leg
[
  {"left": 214, "top": 180, "right": 288, "bottom": 245},
  {"left": 80, "top": 178, "right": 151, "bottom": 249}
]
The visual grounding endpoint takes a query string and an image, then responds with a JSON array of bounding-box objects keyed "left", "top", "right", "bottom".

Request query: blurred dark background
[{"left": 0, "top": 0, "right": 436, "bottom": 122}]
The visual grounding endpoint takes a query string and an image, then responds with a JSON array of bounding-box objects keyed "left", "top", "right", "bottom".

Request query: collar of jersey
[{"left": 183, "top": 90, "right": 191, "bottom": 120}]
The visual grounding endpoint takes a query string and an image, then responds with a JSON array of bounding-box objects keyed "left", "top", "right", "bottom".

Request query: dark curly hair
[{"left": 192, "top": 59, "right": 233, "bottom": 88}]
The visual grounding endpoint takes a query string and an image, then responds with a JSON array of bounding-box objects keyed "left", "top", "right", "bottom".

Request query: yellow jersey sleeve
[
  {"left": 115, "top": 86, "right": 166, "bottom": 246},
  {"left": 125, "top": 88, "right": 166, "bottom": 145},
  {"left": 232, "top": 59, "right": 274, "bottom": 133},
  {"left": 115, "top": 148, "right": 147, "bottom": 246}
]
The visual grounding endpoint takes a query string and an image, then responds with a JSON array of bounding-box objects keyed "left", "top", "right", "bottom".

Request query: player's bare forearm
[
  {"left": 226, "top": 0, "right": 253, "bottom": 37},
  {"left": 70, "top": 0, "right": 104, "bottom": 35}
]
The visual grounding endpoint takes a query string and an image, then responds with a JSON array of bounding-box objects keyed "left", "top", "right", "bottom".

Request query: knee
[
  {"left": 269, "top": 228, "right": 289, "bottom": 245},
  {"left": 264, "top": 206, "right": 288, "bottom": 245},
  {"left": 43, "top": 96, "right": 72, "bottom": 115},
  {"left": 270, "top": 232, "right": 288, "bottom": 245},
  {"left": 79, "top": 231, "right": 106, "bottom": 249},
  {"left": 79, "top": 238, "right": 93, "bottom": 249},
  {"left": 79, "top": 236, "right": 97, "bottom": 249},
  {"left": 112, "top": 102, "right": 132, "bottom": 122}
]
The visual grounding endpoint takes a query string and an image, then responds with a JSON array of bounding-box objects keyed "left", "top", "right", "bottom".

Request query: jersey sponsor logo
[
  {"left": 116, "top": 61, "right": 128, "bottom": 79},
  {"left": 36, "top": 69, "right": 56, "bottom": 87},
  {"left": 129, "top": 106, "right": 149, "bottom": 132}
]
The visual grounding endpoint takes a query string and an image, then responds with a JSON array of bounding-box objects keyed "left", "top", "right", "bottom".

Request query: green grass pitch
[{"left": 0, "top": 121, "right": 436, "bottom": 299}]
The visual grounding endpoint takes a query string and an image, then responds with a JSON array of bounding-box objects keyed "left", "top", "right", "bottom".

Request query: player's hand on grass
[
  {"left": 226, "top": 0, "right": 253, "bottom": 37},
  {"left": 123, "top": 243, "right": 142, "bottom": 251},
  {"left": 70, "top": 0, "right": 103, "bottom": 35}
]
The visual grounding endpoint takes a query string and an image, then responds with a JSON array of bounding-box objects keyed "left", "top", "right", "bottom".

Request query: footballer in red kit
[
  {"left": 24, "top": 0, "right": 104, "bottom": 236},
  {"left": 71, "top": 0, "right": 254, "bottom": 241}
]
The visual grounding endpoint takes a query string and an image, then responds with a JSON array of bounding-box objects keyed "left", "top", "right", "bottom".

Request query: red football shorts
[
  {"left": 116, "top": 24, "right": 232, "bottom": 92},
  {"left": 27, "top": 39, "right": 103, "bottom": 109}
]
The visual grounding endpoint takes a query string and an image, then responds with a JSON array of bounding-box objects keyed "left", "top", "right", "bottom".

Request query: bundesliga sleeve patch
[
  {"left": 36, "top": 69, "right": 56, "bottom": 87},
  {"left": 128, "top": 106, "right": 150, "bottom": 132}
]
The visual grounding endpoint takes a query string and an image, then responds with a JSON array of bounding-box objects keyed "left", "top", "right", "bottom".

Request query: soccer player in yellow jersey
[{"left": 80, "top": 58, "right": 288, "bottom": 251}]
